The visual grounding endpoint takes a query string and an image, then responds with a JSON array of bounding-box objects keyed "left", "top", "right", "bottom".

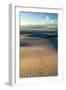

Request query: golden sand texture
[{"left": 20, "top": 45, "right": 58, "bottom": 78}]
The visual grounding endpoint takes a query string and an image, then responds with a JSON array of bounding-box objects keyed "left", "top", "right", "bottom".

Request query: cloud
[
  {"left": 41, "top": 16, "right": 57, "bottom": 25},
  {"left": 20, "top": 16, "right": 57, "bottom": 26}
]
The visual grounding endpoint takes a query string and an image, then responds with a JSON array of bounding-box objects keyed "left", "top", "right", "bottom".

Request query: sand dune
[{"left": 20, "top": 45, "right": 58, "bottom": 77}]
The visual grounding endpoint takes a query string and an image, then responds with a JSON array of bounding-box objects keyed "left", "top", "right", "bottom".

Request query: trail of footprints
[
  {"left": 21, "top": 52, "right": 55, "bottom": 77},
  {"left": 40, "top": 54, "right": 48, "bottom": 69},
  {"left": 39, "top": 53, "right": 56, "bottom": 76}
]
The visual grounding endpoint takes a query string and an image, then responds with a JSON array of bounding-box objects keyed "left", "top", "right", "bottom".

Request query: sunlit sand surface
[{"left": 20, "top": 39, "right": 58, "bottom": 77}]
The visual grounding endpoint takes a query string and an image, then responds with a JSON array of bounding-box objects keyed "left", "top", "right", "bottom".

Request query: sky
[{"left": 20, "top": 11, "right": 58, "bottom": 26}]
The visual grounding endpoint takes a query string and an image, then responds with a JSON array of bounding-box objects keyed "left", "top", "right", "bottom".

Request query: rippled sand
[{"left": 20, "top": 43, "right": 58, "bottom": 77}]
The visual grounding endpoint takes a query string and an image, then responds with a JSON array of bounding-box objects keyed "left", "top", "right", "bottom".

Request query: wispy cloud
[{"left": 40, "top": 16, "right": 57, "bottom": 25}]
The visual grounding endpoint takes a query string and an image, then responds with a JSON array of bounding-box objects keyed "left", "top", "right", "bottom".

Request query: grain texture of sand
[{"left": 20, "top": 44, "right": 58, "bottom": 77}]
